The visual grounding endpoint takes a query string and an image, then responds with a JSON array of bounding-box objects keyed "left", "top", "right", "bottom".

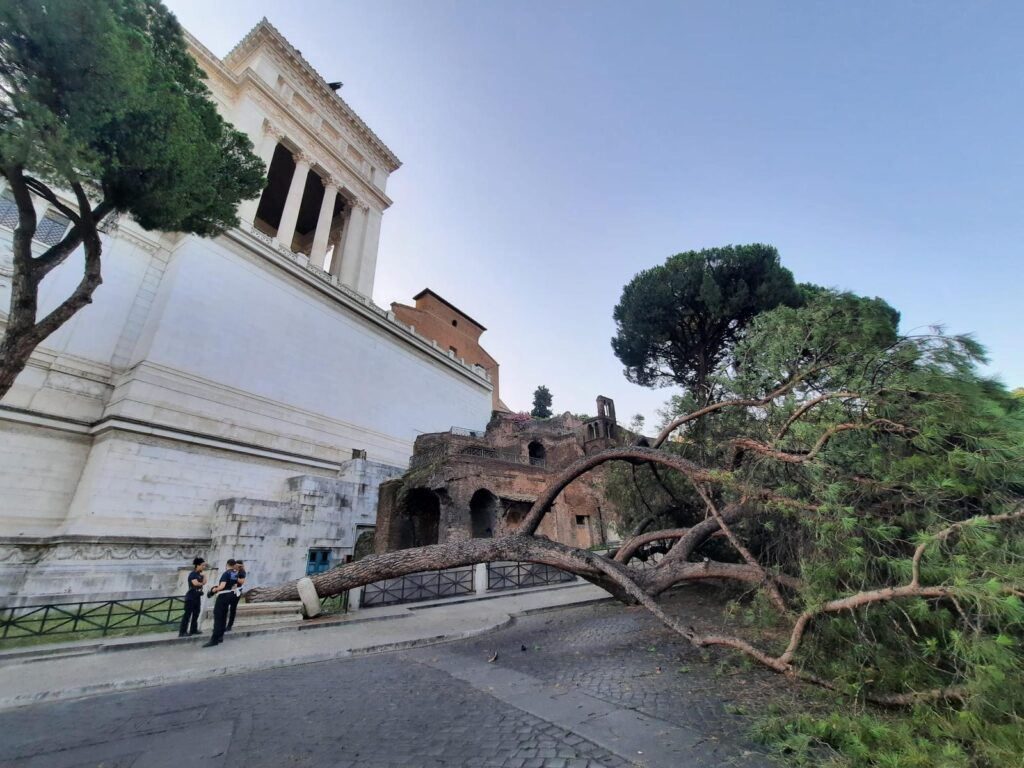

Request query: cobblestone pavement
[
  {"left": 0, "top": 588, "right": 787, "bottom": 768},
  {"left": 439, "top": 588, "right": 793, "bottom": 760}
]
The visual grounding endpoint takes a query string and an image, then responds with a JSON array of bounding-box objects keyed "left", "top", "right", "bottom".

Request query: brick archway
[
  {"left": 470, "top": 488, "right": 499, "bottom": 539},
  {"left": 397, "top": 488, "right": 441, "bottom": 549}
]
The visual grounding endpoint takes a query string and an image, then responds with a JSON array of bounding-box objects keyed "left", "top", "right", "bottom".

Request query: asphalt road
[{"left": 0, "top": 599, "right": 779, "bottom": 768}]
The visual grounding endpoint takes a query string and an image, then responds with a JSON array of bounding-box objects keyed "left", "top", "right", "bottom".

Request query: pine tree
[{"left": 531, "top": 385, "right": 553, "bottom": 419}]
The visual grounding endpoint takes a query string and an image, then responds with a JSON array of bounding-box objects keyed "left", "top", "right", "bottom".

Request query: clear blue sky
[{"left": 167, "top": 0, "right": 1023, "bottom": 427}]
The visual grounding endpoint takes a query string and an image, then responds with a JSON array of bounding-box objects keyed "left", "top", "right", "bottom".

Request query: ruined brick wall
[{"left": 374, "top": 402, "right": 626, "bottom": 555}]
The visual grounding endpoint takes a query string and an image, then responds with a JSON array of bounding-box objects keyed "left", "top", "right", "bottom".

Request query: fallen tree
[{"left": 249, "top": 290, "right": 1024, "bottom": 718}]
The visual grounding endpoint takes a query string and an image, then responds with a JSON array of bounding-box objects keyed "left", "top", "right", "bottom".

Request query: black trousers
[
  {"left": 209, "top": 593, "right": 232, "bottom": 645},
  {"left": 226, "top": 591, "right": 241, "bottom": 631},
  {"left": 179, "top": 592, "right": 201, "bottom": 636}
]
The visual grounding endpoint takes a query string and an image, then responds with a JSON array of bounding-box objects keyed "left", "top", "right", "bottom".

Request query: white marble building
[{"left": 0, "top": 19, "right": 494, "bottom": 603}]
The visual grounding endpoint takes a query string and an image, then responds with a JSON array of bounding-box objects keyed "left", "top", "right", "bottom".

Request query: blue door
[{"left": 306, "top": 548, "right": 331, "bottom": 575}]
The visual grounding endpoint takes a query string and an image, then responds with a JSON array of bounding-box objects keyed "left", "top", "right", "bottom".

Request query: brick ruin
[{"left": 375, "top": 397, "right": 631, "bottom": 553}]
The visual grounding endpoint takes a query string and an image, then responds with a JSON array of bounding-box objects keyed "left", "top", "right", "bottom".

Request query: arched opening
[
  {"left": 396, "top": 488, "right": 440, "bottom": 549},
  {"left": 528, "top": 440, "right": 546, "bottom": 467},
  {"left": 636, "top": 437, "right": 650, "bottom": 447},
  {"left": 470, "top": 489, "right": 500, "bottom": 538}
]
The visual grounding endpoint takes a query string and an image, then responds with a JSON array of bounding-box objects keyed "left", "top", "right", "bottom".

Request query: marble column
[
  {"left": 328, "top": 206, "right": 352, "bottom": 280},
  {"left": 274, "top": 152, "right": 310, "bottom": 251},
  {"left": 354, "top": 206, "right": 382, "bottom": 298},
  {"left": 237, "top": 124, "right": 282, "bottom": 227},
  {"left": 309, "top": 177, "right": 338, "bottom": 270},
  {"left": 338, "top": 199, "right": 368, "bottom": 288}
]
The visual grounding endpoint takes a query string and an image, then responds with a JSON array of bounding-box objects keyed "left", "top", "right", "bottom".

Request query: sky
[{"left": 167, "top": 0, "right": 1023, "bottom": 428}]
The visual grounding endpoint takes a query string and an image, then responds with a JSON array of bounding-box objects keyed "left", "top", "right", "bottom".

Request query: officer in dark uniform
[
  {"left": 203, "top": 559, "right": 238, "bottom": 648},
  {"left": 178, "top": 557, "right": 206, "bottom": 637},
  {"left": 226, "top": 559, "right": 246, "bottom": 632}
]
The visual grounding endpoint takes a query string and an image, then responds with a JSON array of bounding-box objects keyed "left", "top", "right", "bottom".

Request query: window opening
[
  {"left": 36, "top": 210, "right": 71, "bottom": 246},
  {"left": 528, "top": 441, "right": 546, "bottom": 467},
  {"left": 0, "top": 192, "right": 71, "bottom": 246},
  {"left": 0, "top": 190, "right": 18, "bottom": 229},
  {"left": 306, "top": 548, "right": 331, "bottom": 575}
]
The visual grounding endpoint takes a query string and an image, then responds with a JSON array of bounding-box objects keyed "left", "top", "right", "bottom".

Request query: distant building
[
  {"left": 375, "top": 397, "right": 625, "bottom": 553},
  {"left": 391, "top": 289, "right": 508, "bottom": 413},
  {"left": 0, "top": 19, "right": 495, "bottom": 602}
]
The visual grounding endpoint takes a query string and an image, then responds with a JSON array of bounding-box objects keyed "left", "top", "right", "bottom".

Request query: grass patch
[{"left": 0, "top": 598, "right": 183, "bottom": 650}]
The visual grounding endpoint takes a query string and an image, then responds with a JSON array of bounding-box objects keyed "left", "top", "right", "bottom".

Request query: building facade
[
  {"left": 391, "top": 289, "right": 509, "bottom": 413},
  {"left": 0, "top": 19, "right": 495, "bottom": 602}
]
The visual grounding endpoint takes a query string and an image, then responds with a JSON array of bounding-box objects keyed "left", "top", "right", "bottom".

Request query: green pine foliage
[
  {"left": 609, "top": 286, "right": 1024, "bottom": 766},
  {"left": 531, "top": 385, "right": 553, "bottom": 419},
  {"left": 0, "top": 0, "right": 266, "bottom": 234},
  {"left": 611, "top": 244, "right": 802, "bottom": 404}
]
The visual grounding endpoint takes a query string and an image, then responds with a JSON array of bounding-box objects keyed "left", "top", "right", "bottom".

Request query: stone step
[{"left": 201, "top": 600, "right": 303, "bottom": 627}]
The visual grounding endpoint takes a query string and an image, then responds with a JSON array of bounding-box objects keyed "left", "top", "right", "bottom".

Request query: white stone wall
[
  {"left": 0, "top": 422, "right": 91, "bottom": 536},
  {"left": 209, "top": 459, "right": 404, "bottom": 590}
]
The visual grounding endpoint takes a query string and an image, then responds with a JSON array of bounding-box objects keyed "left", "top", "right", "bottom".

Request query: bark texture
[{"left": 0, "top": 169, "right": 112, "bottom": 399}]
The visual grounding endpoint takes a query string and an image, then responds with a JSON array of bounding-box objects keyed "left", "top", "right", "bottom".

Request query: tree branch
[
  {"left": 694, "top": 488, "right": 789, "bottom": 612},
  {"left": 2, "top": 166, "right": 37, "bottom": 271},
  {"left": 732, "top": 419, "right": 915, "bottom": 468},
  {"left": 653, "top": 367, "right": 826, "bottom": 448},
  {"left": 775, "top": 391, "right": 860, "bottom": 441},
  {"left": 613, "top": 528, "right": 690, "bottom": 564},
  {"left": 23, "top": 175, "right": 82, "bottom": 225},
  {"left": 911, "top": 508, "right": 1024, "bottom": 587}
]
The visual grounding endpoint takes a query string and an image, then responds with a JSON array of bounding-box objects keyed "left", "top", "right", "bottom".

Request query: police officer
[
  {"left": 178, "top": 557, "right": 206, "bottom": 638},
  {"left": 202, "top": 559, "right": 238, "bottom": 648},
  {"left": 226, "top": 559, "right": 246, "bottom": 632}
]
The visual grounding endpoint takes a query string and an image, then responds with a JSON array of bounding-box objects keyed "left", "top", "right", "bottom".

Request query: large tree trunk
[
  {"left": 0, "top": 169, "right": 112, "bottom": 400},
  {"left": 249, "top": 534, "right": 634, "bottom": 604}
]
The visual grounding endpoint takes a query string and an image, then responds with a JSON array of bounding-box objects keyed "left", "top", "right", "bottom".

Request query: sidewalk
[{"left": 0, "top": 582, "right": 609, "bottom": 711}]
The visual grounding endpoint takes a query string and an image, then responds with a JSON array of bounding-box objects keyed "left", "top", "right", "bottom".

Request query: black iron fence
[
  {"left": 487, "top": 561, "right": 576, "bottom": 591},
  {"left": 318, "top": 592, "right": 349, "bottom": 615},
  {"left": 0, "top": 595, "right": 184, "bottom": 642},
  {"left": 361, "top": 566, "right": 475, "bottom": 607}
]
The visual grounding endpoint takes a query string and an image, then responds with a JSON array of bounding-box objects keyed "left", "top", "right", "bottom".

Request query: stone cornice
[
  {"left": 247, "top": 76, "right": 394, "bottom": 211},
  {"left": 224, "top": 18, "right": 401, "bottom": 173},
  {"left": 184, "top": 30, "right": 238, "bottom": 95},
  {"left": 0, "top": 405, "right": 345, "bottom": 471}
]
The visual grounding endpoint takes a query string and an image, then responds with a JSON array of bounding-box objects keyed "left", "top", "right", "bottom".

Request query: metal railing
[
  {"left": 361, "top": 566, "right": 475, "bottom": 607},
  {"left": 317, "top": 592, "right": 349, "bottom": 615},
  {"left": 0, "top": 596, "right": 185, "bottom": 641},
  {"left": 487, "top": 561, "right": 576, "bottom": 591},
  {"left": 409, "top": 446, "right": 449, "bottom": 469}
]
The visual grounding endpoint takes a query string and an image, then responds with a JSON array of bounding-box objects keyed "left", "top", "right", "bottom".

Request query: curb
[{"left": 0, "top": 613, "right": 515, "bottom": 711}]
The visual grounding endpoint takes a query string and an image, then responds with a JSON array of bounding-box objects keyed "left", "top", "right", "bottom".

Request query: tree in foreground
[
  {"left": 531, "top": 385, "right": 553, "bottom": 419},
  {"left": 251, "top": 288, "right": 1023, "bottom": 766},
  {"left": 611, "top": 244, "right": 802, "bottom": 406},
  {"left": 0, "top": 0, "right": 264, "bottom": 398}
]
